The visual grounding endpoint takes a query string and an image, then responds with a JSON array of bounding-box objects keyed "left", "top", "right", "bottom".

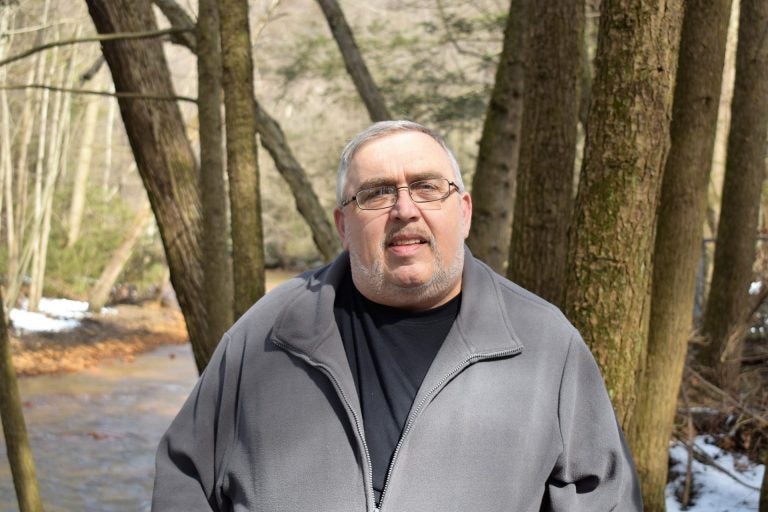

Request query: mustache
[{"left": 383, "top": 227, "right": 434, "bottom": 248}]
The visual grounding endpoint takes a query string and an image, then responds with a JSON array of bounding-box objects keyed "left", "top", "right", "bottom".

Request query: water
[{"left": 0, "top": 344, "right": 198, "bottom": 512}]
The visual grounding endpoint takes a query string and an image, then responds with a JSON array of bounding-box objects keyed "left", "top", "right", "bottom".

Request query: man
[{"left": 152, "top": 120, "right": 642, "bottom": 511}]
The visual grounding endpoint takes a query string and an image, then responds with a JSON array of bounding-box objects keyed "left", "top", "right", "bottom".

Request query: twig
[
  {"left": 672, "top": 432, "right": 761, "bottom": 491},
  {"left": 0, "top": 84, "right": 196, "bottom": 103},
  {"left": 680, "top": 384, "right": 696, "bottom": 508},
  {"left": 0, "top": 28, "right": 192, "bottom": 68},
  {"left": 685, "top": 365, "right": 768, "bottom": 426},
  {"left": 79, "top": 55, "right": 105, "bottom": 84}
]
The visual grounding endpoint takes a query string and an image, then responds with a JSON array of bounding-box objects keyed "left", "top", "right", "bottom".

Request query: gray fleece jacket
[{"left": 152, "top": 249, "right": 642, "bottom": 511}]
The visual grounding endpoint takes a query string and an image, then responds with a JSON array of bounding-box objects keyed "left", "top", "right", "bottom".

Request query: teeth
[{"left": 392, "top": 239, "right": 422, "bottom": 246}]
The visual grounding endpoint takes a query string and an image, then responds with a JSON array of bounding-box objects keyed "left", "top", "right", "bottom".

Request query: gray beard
[{"left": 349, "top": 239, "right": 464, "bottom": 309}]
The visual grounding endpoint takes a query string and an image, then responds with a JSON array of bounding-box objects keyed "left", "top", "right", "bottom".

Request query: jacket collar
[{"left": 271, "top": 246, "right": 524, "bottom": 366}]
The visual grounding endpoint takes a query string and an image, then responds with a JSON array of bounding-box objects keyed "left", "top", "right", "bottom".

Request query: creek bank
[{"left": 10, "top": 303, "right": 188, "bottom": 377}]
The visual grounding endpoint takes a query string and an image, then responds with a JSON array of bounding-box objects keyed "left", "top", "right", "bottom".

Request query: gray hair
[{"left": 336, "top": 120, "right": 465, "bottom": 206}]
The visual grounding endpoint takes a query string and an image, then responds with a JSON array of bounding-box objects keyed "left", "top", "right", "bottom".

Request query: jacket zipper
[
  {"left": 271, "top": 339, "right": 377, "bottom": 512},
  {"left": 377, "top": 347, "right": 523, "bottom": 511}
]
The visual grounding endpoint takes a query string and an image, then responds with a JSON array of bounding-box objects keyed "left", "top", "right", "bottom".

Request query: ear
[
  {"left": 333, "top": 207, "right": 349, "bottom": 249},
  {"left": 460, "top": 192, "right": 472, "bottom": 239}
]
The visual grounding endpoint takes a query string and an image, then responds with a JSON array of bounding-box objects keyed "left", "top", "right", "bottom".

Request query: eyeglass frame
[{"left": 340, "top": 178, "right": 460, "bottom": 210}]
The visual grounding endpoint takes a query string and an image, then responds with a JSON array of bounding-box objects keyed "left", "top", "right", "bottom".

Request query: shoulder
[
  {"left": 224, "top": 263, "right": 333, "bottom": 344},
  {"left": 465, "top": 255, "right": 579, "bottom": 351}
]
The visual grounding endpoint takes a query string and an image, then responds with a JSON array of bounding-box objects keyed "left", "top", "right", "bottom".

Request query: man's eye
[
  {"left": 368, "top": 186, "right": 394, "bottom": 197},
  {"left": 411, "top": 181, "right": 439, "bottom": 191}
]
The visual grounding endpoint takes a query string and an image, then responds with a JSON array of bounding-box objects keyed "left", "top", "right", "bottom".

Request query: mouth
[{"left": 385, "top": 232, "right": 430, "bottom": 255}]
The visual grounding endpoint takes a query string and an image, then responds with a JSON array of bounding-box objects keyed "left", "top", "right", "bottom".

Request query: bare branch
[
  {"left": 79, "top": 55, "right": 106, "bottom": 84},
  {"left": 0, "top": 83, "right": 196, "bottom": 103},
  {"left": 685, "top": 365, "right": 768, "bottom": 426},
  {"left": 0, "top": 27, "right": 192, "bottom": 68},
  {"left": 152, "top": 0, "right": 197, "bottom": 52},
  {"left": 315, "top": 0, "right": 391, "bottom": 122},
  {"left": 672, "top": 432, "right": 762, "bottom": 491},
  {"left": 253, "top": 0, "right": 284, "bottom": 43}
]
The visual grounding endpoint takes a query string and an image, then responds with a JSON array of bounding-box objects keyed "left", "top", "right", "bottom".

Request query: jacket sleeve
[
  {"left": 545, "top": 333, "right": 643, "bottom": 511},
  {"left": 151, "top": 334, "right": 236, "bottom": 511}
]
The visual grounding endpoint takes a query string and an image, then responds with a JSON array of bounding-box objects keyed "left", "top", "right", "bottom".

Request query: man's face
[{"left": 334, "top": 130, "right": 472, "bottom": 310}]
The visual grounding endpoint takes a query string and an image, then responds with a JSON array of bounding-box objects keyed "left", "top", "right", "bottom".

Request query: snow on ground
[
  {"left": 666, "top": 435, "right": 764, "bottom": 511},
  {"left": 9, "top": 297, "right": 99, "bottom": 333}
]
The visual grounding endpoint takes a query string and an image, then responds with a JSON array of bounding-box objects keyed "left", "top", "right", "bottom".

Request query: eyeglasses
[{"left": 341, "top": 178, "right": 458, "bottom": 210}]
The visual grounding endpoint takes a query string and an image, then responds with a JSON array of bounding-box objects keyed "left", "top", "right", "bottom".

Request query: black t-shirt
[{"left": 333, "top": 271, "right": 461, "bottom": 503}]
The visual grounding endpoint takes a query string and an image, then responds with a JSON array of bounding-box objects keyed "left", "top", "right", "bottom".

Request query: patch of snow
[
  {"left": 9, "top": 309, "right": 80, "bottom": 333},
  {"left": 749, "top": 280, "right": 763, "bottom": 295},
  {"left": 9, "top": 297, "right": 97, "bottom": 333},
  {"left": 666, "top": 435, "right": 764, "bottom": 512}
]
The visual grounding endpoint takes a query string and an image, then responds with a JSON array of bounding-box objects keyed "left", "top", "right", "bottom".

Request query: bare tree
[
  {"left": 626, "top": 1, "right": 733, "bottom": 509},
  {"left": 152, "top": 0, "right": 341, "bottom": 262},
  {"left": 315, "top": 0, "right": 391, "bottom": 122},
  {"left": 220, "top": 0, "right": 266, "bottom": 318},
  {"left": 29, "top": 25, "right": 77, "bottom": 311},
  {"left": 88, "top": 205, "right": 153, "bottom": 312},
  {"left": 507, "top": 0, "right": 582, "bottom": 307},
  {"left": 197, "top": 0, "right": 234, "bottom": 341},
  {"left": 564, "top": 0, "right": 684, "bottom": 428},
  {"left": 85, "top": 0, "right": 213, "bottom": 371},
  {"left": 0, "top": 289, "right": 43, "bottom": 512},
  {"left": 466, "top": 1, "right": 525, "bottom": 273},
  {"left": 67, "top": 95, "right": 100, "bottom": 247},
  {"left": 701, "top": 0, "right": 768, "bottom": 391}
]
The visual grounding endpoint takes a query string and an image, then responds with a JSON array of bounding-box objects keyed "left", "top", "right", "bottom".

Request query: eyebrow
[{"left": 356, "top": 172, "right": 446, "bottom": 191}]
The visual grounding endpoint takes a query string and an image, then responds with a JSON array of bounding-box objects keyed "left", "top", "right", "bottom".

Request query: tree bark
[
  {"left": 0, "top": 289, "right": 44, "bottom": 512},
  {"left": 506, "top": 0, "right": 582, "bottom": 307},
  {"left": 466, "top": 0, "right": 524, "bottom": 273},
  {"left": 89, "top": 206, "right": 153, "bottom": 312},
  {"left": 701, "top": 0, "right": 768, "bottom": 392},
  {"left": 315, "top": 0, "right": 391, "bottom": 122},
  {"left": 153, "top": 0, "right": 197, "bottom": 52},
  {"left": 219, "top": 0, "right": 266, "bottom": 319},
  {"left": 85, "top": 0, "right": 213, "bottom": 373},
  {"left": 197, "top": 0, "right": 234, "bottom": 342},
  {"left": 149, "top": 0, "right": 340, "bottom": 262},
  {"left": 627, "top": 1, "right": 732, "bottom": 510},
  {"left": 564, "top": 0, "right": 684, "bottom": 429}
]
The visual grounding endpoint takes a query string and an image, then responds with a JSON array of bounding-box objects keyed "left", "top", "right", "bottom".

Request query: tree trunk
[
  {"left": 254, "top": 99, "right": 341, "bottom": 261},
  {"left": 30, "top": 39, "right": 77, "bottom": 310},
  {"left": 466, "top": 0, "right": 525, "bottom": 273},
  {"left": 701, "top": 0, "right": 768, "bottom": 392},
  {"left": 148, "top": 0, "right": 341, "bottom": 262},
  {"left": 315, "top": 0, "right": 391, "bottom": 122},
  {"left": 507, "top": 0, "right": 582, "bottom": 307},
  {"left": 564, "top": 0, "right": 683, "bottom": 429},
  {"left": 67, "top": 96, "right": 100, "bottom": 247},
  {"left": 197, "top": 0, "right": 234, "bottom": 342},
  {"left": 85, "top": 0, "right": 213, "bottom": 373},
  {"left": 0, "top": 289, "right": 43, "bottom": 512},
  {"left": 627, "top": 1, "right": 732, "bottom": 510},
  {"left": 89, "top": 206, "right": 153, "bottom": 312},
  {"left": 219, "top": 0, "right": 266, "bottom": 319},
  {"left": 27, "top": 35, "right": 53, "bottom": 313}
]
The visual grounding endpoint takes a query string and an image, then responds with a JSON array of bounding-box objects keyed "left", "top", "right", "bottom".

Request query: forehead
[{"left": 347, "top": 131, "right": 453, "bottom": 188}]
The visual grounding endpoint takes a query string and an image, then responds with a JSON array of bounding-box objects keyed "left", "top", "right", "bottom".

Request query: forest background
[{"left": 0, "top": 0, "right": 767, "bottom": 511}]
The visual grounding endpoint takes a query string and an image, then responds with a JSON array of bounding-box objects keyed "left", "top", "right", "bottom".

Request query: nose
[{"left": 390, "top": 186, "right": 421, "bottom": 220}]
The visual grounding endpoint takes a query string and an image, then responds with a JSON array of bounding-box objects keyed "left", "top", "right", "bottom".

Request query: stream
[{"left": 0, "top": 344, "right": 198, "bottom": 512}]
